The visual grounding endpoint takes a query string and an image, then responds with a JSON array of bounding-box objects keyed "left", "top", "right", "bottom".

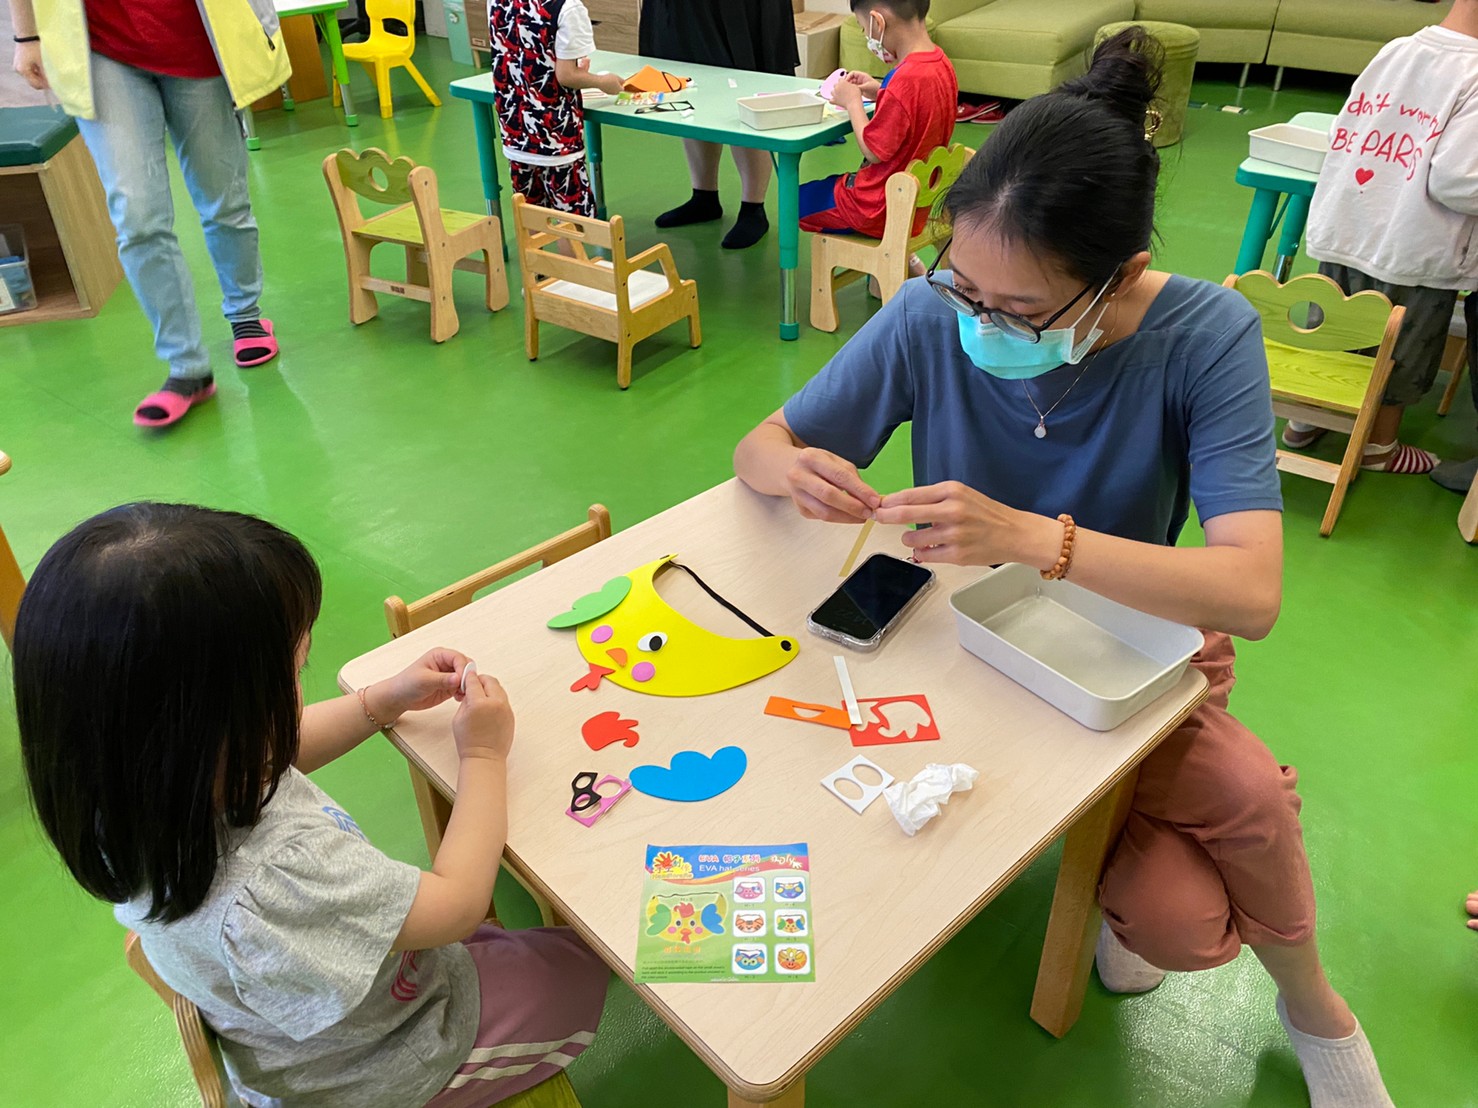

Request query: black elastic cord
[
  {"left": 667, "top": 562, "right": 775, "bottom": 639},
  {"left": 14, "top": 34, "right": 40, "bottom": 43}
]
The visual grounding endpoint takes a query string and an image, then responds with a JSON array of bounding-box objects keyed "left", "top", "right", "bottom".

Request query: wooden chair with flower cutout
[{"left": 324, "top": 147, "right": 507, "bottom": 343}]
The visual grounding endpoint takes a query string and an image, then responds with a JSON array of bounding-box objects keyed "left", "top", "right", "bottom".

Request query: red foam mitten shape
[{"left": 583, "top": 710, "right": 640, "bottom": 751}]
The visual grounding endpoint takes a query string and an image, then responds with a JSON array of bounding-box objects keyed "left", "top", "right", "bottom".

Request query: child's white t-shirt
[
  {"left": 1306, "top": 26, "right": 1478, "bottom": 289},
  {"left": 555, "top": 0, "right": 597, "bottom": 62},
  {"left": 116, "top": 768, "right": 478, "bottom": 1107}
]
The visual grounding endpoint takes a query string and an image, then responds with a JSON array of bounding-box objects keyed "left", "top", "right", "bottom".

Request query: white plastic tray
[
  {"left": 1248, "top": 123, "right": 1329, "bottom": 174},
  {"left": 737, "top": 91, "right": 825, "bottom": 131},
  {"left": 950, "top": 564, "right": 1204, "bottom": 732}
]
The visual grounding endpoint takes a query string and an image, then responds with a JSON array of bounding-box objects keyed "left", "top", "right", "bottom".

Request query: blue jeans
[{"left": 75, "top": 52, "right": 262, "bottom": 381}]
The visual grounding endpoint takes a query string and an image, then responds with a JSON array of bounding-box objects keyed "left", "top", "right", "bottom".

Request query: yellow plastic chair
[
  {"left": 384, "top": 506, "right": 613, "bottom": 928},
  {"left": 0, "top": 450, "right": 24, "bottom": 651},
  {"left": 337, "top": 0, "right": 442, "bottom": 119},
  {"left": 810, "top": 143, "right": 973, "bottom": 333},
  {"left": 1224, "top": 270, "right": 1404, "bottom": 537},
  {"left": 125, "top": 931, "right": 583, "bottom": 1107},
  {"left": 324, "top": 147, "right": 508, "bottom": 343}
]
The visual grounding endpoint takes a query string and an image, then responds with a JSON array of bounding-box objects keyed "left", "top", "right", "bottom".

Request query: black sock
[
  {"left": 138, "top": 375, "right": 213, "bottom": 420},
  {"left": 232, "top": 319, "right": 273, "bottom": 364},
  {"left": 655, "top": 189, "right": 722, "bottom": 229},
  {"left": 721, "top": 201, "right": 769, "bottom": 250}
]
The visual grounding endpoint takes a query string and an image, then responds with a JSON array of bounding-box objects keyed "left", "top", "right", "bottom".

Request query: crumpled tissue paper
[{"left": 884, "top": 763, "right": 979, "bottom": 836}]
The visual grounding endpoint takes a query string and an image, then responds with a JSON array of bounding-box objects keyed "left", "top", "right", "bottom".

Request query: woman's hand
[
  {"left": 382, "top": 648, "right": 471, "bottom": 719},
  {"left": 873, "top": 482, "right": 1060, "bottom": 568},
  {"left": 13, "top": 41, "right": 48, "bottom": 90},
  {"left": 454, "top": 672, "right": 515, "bottom": 763},
  {"left": 1466, "top": 890, "right": 1478, "bottom": 931},
  {"left": 785, "top": 447, "right": 882, "bottom": 524}
]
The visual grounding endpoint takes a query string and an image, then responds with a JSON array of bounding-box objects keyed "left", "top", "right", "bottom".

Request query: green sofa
[
  {"left": 1268, "top": 0, "right": 1453, "bottom": 84},
  {"left": 841, "top": 0, "right": 1135, "bottom": 101},
  {"left": 841, "top": 0, "right": 1454, "bottom": 101}
]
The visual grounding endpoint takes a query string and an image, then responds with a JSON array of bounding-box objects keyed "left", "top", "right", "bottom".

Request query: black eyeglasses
[
  {"left": 635, "top": 99, "right": 694, "bottom": 115},
  {"left": 925, "top": 239, "right": 1096, "bottom": 343}
]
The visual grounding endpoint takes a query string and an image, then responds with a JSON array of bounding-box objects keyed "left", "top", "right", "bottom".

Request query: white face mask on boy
[{"left": 866, "top": 15, "right": 897, "bottom": 65}]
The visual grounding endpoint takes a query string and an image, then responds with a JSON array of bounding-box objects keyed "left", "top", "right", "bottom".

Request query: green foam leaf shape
[{"left": 547, "top": 575, "right": 631, "bottom": 629}]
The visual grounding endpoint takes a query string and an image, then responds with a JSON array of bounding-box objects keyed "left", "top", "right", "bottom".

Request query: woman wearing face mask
[{"left": 735, "top": 29, "right": 1392, "bottom": 1108}]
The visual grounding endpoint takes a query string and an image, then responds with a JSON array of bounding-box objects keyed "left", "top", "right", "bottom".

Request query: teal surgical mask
[{"left": 955, "top": 280, "right": 1114, "bottom": 379}]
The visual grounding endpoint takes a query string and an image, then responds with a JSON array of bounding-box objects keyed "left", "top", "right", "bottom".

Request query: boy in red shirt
[{"left": 799, "top": 0, "right": 957, "bottom": 241}]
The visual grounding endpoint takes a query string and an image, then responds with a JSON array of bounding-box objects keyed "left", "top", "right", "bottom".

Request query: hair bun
[{"left": 1059, "top": 25, "right": 1163, "bottom": 132}]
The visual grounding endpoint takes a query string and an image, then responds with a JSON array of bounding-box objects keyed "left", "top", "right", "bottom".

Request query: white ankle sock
[
  {"left": 1277, "top": 996, "right": 1394, "bottom": 1108},
  {"left": 1094, "top": 921, "right": 1166, "bottom": 994}
]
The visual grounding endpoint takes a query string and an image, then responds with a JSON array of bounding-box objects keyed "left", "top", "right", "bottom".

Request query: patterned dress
[{"left": 490, "top": 0, "right": 596, "bottom": 215}]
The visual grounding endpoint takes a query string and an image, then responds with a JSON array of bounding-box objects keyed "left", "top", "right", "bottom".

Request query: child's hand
[
  {"left": 454, "top": 671, "right": 515, "bottom": 763},
  {"left": 595, "top": 72, "right": 625, "bottom": 95},
  {"left": 831, "top": 79, "right": 863, "bottom": 109},
  {"left": 1467, "top": 890, "right": 1478, "bottom": 930},
  {"left": 384, "top": 648, "right": 470, "bottom": 718}
]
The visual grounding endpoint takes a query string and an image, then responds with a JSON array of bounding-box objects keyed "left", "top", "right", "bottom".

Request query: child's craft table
[
  {"left": 1233, "top": 110, "right": 1335, "bottom": 281},
  {"left": 450, "top": 53, "right": 856, "bottom": 341},
  {"left": 340, "top": 479, "right": 1210, "bottom": 1107}
]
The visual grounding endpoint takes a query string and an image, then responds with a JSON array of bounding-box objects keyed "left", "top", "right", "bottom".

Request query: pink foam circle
[
  {"left": 632, "top": 661, "right": 656, "bottom": 683},
  {"left": 590, "top": 624, "right": 614, "bottom": 644}
]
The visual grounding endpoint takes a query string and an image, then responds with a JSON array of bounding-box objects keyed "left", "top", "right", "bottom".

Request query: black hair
[
  {"left": 851, "top": 0, "right": 931, "bottom": 19},
  {"left": 944, "top": 26, "right": 1164, "bottom": 286},
  {"left": 14, "top": 503, "right": 322, "bottom": 923}
]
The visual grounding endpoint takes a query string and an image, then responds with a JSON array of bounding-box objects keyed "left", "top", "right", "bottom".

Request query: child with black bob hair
[{"left": 15, "top": 503, "right": 607, "bottom": 1107}]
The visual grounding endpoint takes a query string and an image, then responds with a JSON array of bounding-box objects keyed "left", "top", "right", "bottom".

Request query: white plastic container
[
  {"left": 737, "top": 92, "right": 825, "bottom": 131},
  {"left": 1248, "top": 123, "right": 1329, "bottom": 174},
  {"left": 950, "top": 563, "right": 1204, "bottom": 732}
]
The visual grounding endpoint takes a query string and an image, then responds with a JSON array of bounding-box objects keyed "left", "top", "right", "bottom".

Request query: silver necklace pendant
[{"left": 1033, "top": 421, "right": 1047, "bottom": 439}]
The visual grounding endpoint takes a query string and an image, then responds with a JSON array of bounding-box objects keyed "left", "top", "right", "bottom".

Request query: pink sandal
[
  {"left": 133, "top": 382, "right": 216, "bottom": 429},
  {"left": 233, "top": 318, "right": 278, "bottom": 368}
]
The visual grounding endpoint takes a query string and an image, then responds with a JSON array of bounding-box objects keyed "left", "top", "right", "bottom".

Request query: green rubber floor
[{"left": 2, "top": 43, "right": 1475, "bottom": 1108}]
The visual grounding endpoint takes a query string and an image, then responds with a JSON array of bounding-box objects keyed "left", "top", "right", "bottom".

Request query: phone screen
[{"left": 810, "top": 554, "right": 933, "bottom": 642}]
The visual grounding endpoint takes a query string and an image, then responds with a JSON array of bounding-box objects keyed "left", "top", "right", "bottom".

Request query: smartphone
[{"left": 807, "top": 554, "right": 936, "bottom": 652}]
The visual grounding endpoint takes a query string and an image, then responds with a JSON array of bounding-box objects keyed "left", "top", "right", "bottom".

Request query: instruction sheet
[{"left": 635, "top": 843, "right": 815, "bottom": 983}]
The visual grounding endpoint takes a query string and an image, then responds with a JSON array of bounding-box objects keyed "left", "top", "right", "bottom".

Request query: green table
[
  {"left": 243, "top": 0, "right": 358, "bottom": 151},
  {"left": 1233, "top": 110, "right": 1333, "bottom": 281},
  {"left": 451, "top": 51, "right": 855, "bottom": 340}
]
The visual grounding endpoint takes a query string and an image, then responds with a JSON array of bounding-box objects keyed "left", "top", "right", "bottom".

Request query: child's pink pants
[{"left": 1098, "top": 631, "right": 1317, "bottom": 971}]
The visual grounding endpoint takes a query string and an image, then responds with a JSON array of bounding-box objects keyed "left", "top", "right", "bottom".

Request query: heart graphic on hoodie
[{"left": 1355, "top": 168, "right": 1375, "bottom": 187}]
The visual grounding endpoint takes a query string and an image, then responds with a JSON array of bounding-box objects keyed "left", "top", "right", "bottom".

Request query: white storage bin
[
  {"left": 737, "top": 92, "right": 825, "bottom": 131},
  {"left": 1248, "top": 123, "right": 1329, "bottom": 174},
  {"left": 950, "top": 563, "right": 1204, "bottom": 732}
]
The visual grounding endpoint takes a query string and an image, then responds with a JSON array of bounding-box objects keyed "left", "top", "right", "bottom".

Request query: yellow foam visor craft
[{"left": 559, "top": 555, "right": 799, "bottom": 696}]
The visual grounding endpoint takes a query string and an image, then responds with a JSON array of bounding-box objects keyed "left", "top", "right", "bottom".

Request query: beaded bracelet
[
  {"left": 1040, "top": 514, "right": 1077, "bottom": 581},
  {"left": 357, "top": 686, "right": 384, "bottom": 728}
]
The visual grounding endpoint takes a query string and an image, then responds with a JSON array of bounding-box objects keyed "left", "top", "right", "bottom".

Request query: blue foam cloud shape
[{"left": 629, "top": 746, "right": 748, "bottom": 802}]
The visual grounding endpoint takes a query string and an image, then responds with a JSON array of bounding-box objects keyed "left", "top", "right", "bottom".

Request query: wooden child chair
[
  {"left": 125, "top": 931, "right": 582, "bottom": 1107},
  {"left": 810, "top": 143, "right": 973, "bottom": 333},
  {"left": 0, "top": 450, "right": 23, "bottom": 652},
  {"left": 1436, "top": 295, "right": 1468, "bottom": 417},
  {"left": 511, "top": 195, "right": 701, "bottom": 389},
  {"left": 1224, "top": 270, "right": 1404, "bottom": 536},
  {"left": 324, "top": 147, "right": 508, "bottom": 343},
  {"left": 384, "top": 506, "right": 614, "bottom": 928},
  {"left": 338, "top": 0, "right": 441, "bottom": 118}
]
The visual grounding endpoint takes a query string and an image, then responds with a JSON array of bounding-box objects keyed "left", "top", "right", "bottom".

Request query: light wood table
[{"left": 340, "top": 480, "right": 1209, "bottom": 1105}]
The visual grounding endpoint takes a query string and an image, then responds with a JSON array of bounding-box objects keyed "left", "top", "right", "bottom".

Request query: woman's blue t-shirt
[{"left": 783, "top": 275, "right": 1282, "bottom": 547}]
